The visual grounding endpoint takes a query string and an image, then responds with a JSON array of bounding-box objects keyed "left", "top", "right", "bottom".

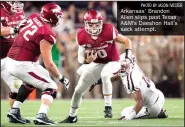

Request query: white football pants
[
  {"left": 6, "top": 57, "right": 57, "bottom": 91},
  {"left": 1, "top": 57, "right": 22, "bottom": 93}
]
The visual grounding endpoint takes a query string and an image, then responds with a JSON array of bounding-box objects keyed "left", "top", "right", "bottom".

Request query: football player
[
  {"left": 59, "top": 9, "right": 133, "bottom": 123},
  {"left": 91, "top": 53, "right": 168, "bottom": 120},
  {"left": 0, "top": 1, "right": 31, "bottom": 123},
  {"left": 118, "top": 53, "right": 168, "bottom": 120},
  {"left": 6, "top": 3, "right": 70, "bottom": 125}
]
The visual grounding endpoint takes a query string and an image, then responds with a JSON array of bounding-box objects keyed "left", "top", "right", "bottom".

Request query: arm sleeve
[
  {"left": 131, "top": 66, "right": 142, "bottom": 91},
  {"left": 78, "top": 45, "right": 85, "bottom": 64}
]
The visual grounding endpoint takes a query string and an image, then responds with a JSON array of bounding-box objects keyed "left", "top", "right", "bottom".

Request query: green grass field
[{"left": 1, "top": 98, "right": 184, "bottom": 126}]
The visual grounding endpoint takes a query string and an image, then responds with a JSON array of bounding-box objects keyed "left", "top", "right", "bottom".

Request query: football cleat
[
  {"left": 7, "top": 108, "right": 31, "bottom": 124},
  {"left": 33, "top": 113, "right": 56, "bottom": 125},
  {"left": 104, "top": 106, "right": 113, "bottom": 118},
  {"left": 158, "top": 109, "right": 168, "bottom": 118},
  {"left": 59, "top": 116, "right": 78, "bottom": 123}
]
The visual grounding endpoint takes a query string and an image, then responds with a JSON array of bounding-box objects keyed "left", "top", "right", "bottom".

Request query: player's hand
[
  {"left": 59, "top": 76, "right": 70, "bottom": 90},
  {"left": 119, "top": 110, "right": 136, "bottom": 120},
  {"left": 85, "top": 50, "right": 97, "bottom": 63},
  {"left": 13, "top": 18, "right": 28, "bottom": 34}
]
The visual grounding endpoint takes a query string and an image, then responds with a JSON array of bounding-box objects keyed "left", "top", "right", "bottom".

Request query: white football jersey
[{"left": 119, "top": 54, "right": 160, "bottom": 107}]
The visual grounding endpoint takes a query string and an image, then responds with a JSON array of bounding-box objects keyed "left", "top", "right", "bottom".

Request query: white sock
[
  {"left": 104, "top": 95, "right": 112, "bottom": 107},
  {"left": 38, "top": 104, "right": 49, "bottom": 114},
  {"left": 12, "top": 101, "right": 22, "bottom": 108},
  {"left": 38, "top": 94, "right": 53, "bottom": 114},
  {"left": 69, "top": 107, "right": 78, "bottom": 117}
]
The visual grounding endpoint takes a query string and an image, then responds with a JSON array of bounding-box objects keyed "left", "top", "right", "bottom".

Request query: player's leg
[
  {"left": 147, "top": 89, "right": 168, "bottom": 118},
  {"left": 1, "top": 58, "right": 31, "bottom": 123},
  {"left": 1, "top": 58, "right": 20, "bottom": 108},
  {"left": 7, "top": 83, "right": 34, "bottom": 124},
  {"left": 101, "top": 61, "right": 121, "bottom": 118},
  {"left": 7, "top": 60, "right": 58, "bottom": 125},
  {"left": 1, "top": 74, "right": 32, "bottom": 124},
  {"left": 60, "top": 63, "right": 104, "bottom": 123}
]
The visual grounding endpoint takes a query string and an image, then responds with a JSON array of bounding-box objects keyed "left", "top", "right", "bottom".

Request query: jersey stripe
[
  {"left": 49, "top": 35, "right": 56, "bottom": 44},
  {"left": 28, "top": 72, "right": 49, "bottom": 83},
  {"left": 127, "top": 75, "right": 130, "bottom": 90},
  {"left": 142, "top": 76, "right": 150, "bottom": 88},
  {"left": 153, "top": 94, "right": 160, "bottom": 104}
]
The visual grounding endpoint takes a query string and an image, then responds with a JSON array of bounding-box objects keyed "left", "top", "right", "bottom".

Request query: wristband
[
  {"left": 125, "top": 49, "right": 132, "bottom": 60},
  {"left": 57, "top": 75, "right": 63, "bottom": 81}
]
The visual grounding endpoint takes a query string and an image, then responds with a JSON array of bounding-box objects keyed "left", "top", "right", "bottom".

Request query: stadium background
[{"left": 1, "top": 1, "right": 184, "bottom": 99}]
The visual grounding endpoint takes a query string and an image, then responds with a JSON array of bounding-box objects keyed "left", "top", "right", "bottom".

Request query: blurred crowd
[{"left": 1, "top": 2, "right": 184, "bottom": 99}]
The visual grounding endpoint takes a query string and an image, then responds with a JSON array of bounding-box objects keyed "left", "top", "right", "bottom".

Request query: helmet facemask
[
  {"left": 85, "top": 20, "right": 103, "bottom": 36},
  {"left": 7, "top": 1, "right": 24, "bottom": 13},
  {"left": 13, "top": 2, "right": 24, "bottom": 13},
  {"left": 54, "top": 14, "right": 63, "bottom": 26}
]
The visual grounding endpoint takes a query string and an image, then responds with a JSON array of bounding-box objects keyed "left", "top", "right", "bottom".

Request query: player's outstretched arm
[
  {"left": 114, "top": 34, "right": 132, "bottom": 62},
  {"left": 40, "top": 39, "right": 70, "bottom": 90},
  {"left": 0, "top": 19, "right": 27, "bottom": 36},
  {"left": 114, "top": 34, "right": 132, "bottom": 49},
  {"left": 120, "top": 89, "right": 143, "bottom": 120},
  {"left": 133, "top": 90, "right": 144, "bottom": 114}
]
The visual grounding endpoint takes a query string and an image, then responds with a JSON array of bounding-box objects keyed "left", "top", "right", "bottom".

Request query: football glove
[
  {"left": 13, "top": 18, "right": 28, "bottom": 34},
  {"left": 125, "top": 49, "right": 133, "bottom": 63},
  {"left": 59, "top": 76, "right": 70, "bottom": 90}
]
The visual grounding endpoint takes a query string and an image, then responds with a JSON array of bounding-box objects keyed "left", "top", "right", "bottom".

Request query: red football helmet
[
  {"left": 0, "top": 1, "right": 24, "bottom": 14},
  {"left": 84, "top": 9, "right": 103, "bottom": 35},
  {"left": 40, "top": 3, "right": 63, "bottom": 27}
]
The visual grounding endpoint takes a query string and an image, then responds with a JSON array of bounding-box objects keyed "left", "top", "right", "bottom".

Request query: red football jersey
[
  {"left": 1, "top": 8, "right": 25, "bottom": 59},
  {"left": 8, "top": 13, "right": 56, "bottom": 62},
  {"left": 77, "top": 23, "right": 120, "bottom": 63}
]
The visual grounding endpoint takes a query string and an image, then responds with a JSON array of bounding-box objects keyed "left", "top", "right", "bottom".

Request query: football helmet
[
  {"left": 84, "top": 9, "right": 103, "bottom": 35},
  {"left": 1, "top": 1, "right": 24, "bottom": 14},
  {"left": 119, "top": 53, "right": 136, "bottom": 77},
  {"left": 40, "top": 3, "right": 63, "bottom": 27}
]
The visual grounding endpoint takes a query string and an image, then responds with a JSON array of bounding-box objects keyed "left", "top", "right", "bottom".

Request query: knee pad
[
  {"left": 42, "top": 88, "right": 57, "bottom": 99},
  {"left": 24, "top": 84, "right": 35, "bottom": 91},
  {"left": 15, "top": 84, "right": 35, "bottom": 103},
  {"left": 9, "top": 92, "right": 17, "bottom": 99}
]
